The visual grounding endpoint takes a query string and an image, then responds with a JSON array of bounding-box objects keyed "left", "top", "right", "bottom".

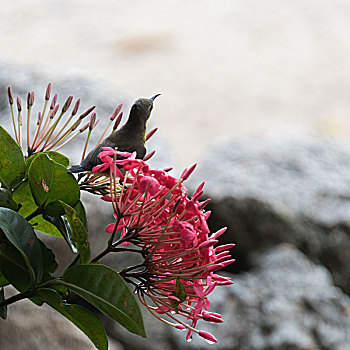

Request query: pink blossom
[{"left": 93, "top": 149, "right": 235, "bottom": 342}]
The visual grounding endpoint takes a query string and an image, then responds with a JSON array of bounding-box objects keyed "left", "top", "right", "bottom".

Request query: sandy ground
[{"left": 2, "top": 0, "right": 350, "bottom": 168}]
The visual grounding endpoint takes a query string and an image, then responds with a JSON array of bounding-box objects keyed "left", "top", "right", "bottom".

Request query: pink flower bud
[
  {"left": 143, "top": 150, "right": 155, "bottom": 161},
  {"left": 175, "top": 324, "right": 187, "bottom": 330},
  {"left": 79, "top": 121, "right": 90, "bottom": 132},
  {"left": 7, "top": 86, "right": 13, "bottom": 104},
  {"left": 198, "top": 239, "right": 218, "bottom": 251},
  {"left": 50, "top": 93, "right": 58, "bottom": 109},
  {"left": 72, "top": 98, "right": 80, "bottom": 116},
  {"left": 51, "top": 104, "right": 60, "bottom": 119},
  {"left": 146, "top": 127, "right": 158, "bottom": 141},
  {"left": 79, "top": 105, "right": 96, "bottom": 119},
  {"left": 215, "top": 243, "right": 235, "bottom": 252},
  {"left": 62, "top": 95, "right": 73, "bottom": 113},
  {"left": 209, "top": 227, "right": 227, "bottom": 240},
  {"left": 202, "top": 313, "right": 223, "bottom": 323},
  {"left": 138, "top": 176, "right": 160, "bottom": 196},
  {"left": 16, "top": 96, "right": 22, "bottom": 112},
  {"left": 168, "top": 295, "right": 180, "bottom": 302},
  {"left": 110, "top": 104, "right": 122, "bottom": 121},
  {"left": 45, "top": 82, "right": 51, "bottom": 100},
  {"left": 113, "top": 112, "right": 123, "bottom": 130},
  {"left": 198, "top": 331, "right": 217, "bottom": 343},
  {"left": 181, "top": 163, "right": 197, "bottom": 180}
]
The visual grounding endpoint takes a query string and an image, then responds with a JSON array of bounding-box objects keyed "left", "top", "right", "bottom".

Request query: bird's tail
[{"left": 68, "top": 164, "right": 85, "bottom": 173}]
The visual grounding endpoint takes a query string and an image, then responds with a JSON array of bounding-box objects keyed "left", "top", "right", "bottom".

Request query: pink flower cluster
[{"left": 93, "top": 148, "right": 235, "bottom": 343}]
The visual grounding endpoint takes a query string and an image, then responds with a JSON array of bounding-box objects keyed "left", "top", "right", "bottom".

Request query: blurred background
[{"left": 1, "top": 1, "right": 350, "bottom": 349}]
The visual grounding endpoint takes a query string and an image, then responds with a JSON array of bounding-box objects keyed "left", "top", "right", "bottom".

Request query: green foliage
[
  {"left": 0, "top": 126, "right": 25, "bottom": 190},
  {"left": 37, "top": 288, "right": 108, "bottom": 350},
  {"left": 62, "top": 264, "right": 146, "bottom": 337},
  {"left": 0, "top": 208, "right": 43, "bottom": 286},
  {"left": 0, "top": 120, "right": 146, "bottom": 349},
  {"left": 59, "top": 201, "right": 90, "bottom": 264},
  {"left": 28, "top": 153, "right": 80, "bottom": 217},
  {"left": 13, "top": 182, "right": 61, "bottom": 237}
]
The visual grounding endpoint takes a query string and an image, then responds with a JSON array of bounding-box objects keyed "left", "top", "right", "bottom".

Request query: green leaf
[
  {"left": 13, "top": 182, "right": 61, "bottom": 237},
  {"left": 43, "top": 214, "right": 76, "bottom": 251},
  {"left": 37, "top": 288, "right": 108, "bottom": 350},
  {"left": 62, "top": 264, "right": 146, "bottom": 337},
  {"left": 0, "top": 208, "right": 43, "bottom": 285},
  {"left": 59, "top": 201, "right": 90, "bottom": 264},
  {"left": 0, "top": 233, "right": 31, "bottom": 291},
  {"left": 28, "top": 153, "right": 54, "bottom": 207},
  {"left": 0, "top": 269, "right": 9, "bottom": 287},
  {"left": 0, "top": 188, "right": 18, "bottom": 210},
  {"left": 0, "top": 287, "right": 6, "bottom": 319},
  {"left": 0, "top": 126, "right": 25, "bottom": 190},
  {"left": 74, "top": 200, "right": 87, "bottom": 230},
  {"left": 28, "top": 153, "right": 80, "bottom": 216},
  {"left": 39, "top": 239, "right": 58, "bottom": 279},
  {"left": 25, "top": 151, "right": 70, "bottom": 176}
]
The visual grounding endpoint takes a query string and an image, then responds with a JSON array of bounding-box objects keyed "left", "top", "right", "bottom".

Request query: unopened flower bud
[
  {"left": 113, "top": 112, "right": 123, "bottom": 130},
  {"left": 45, "top": 82, "right": 51, "bottom": 100},
  {"left": 62, "top": 95, "right": 73, "bottom": 113},
  {"left": 26, "top": 92, "right": 31, "bottom": 109},
  {"left": 79, "top": 121, "right": 90, "bottom": 132},
  {"left": 110, "top": 104, "right": 122, "bottom": 121},
  {"left": 7, "top": 86, "right": 13, "bottom": 105},
  {"left": 181, "top": 164, "right": 197, "bottom": 180},
  {"left": 79, "top": 105, "right": 96, "bottom": 119},
  {"left": 50, "top": 93, "right": 58, "bottom": 109},
  {"left": 89, "top": 112, "right": 96, "bottom": 130},
  {"left": 16, "top": 96, "right": 22, "bottom": 112},
  {"left": 51, "top": 104, "right": 60, "bottom": 119},
  {"left": 143, "top": 150, "right": 155, "bottom": 161},
  {"left": 72, "top": 98, "right": 80, "bottom": 116},
  {"left": 146, "top": 127, "right": 158, "bottom": 141}
]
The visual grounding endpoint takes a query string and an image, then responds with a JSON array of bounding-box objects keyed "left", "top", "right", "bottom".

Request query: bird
[{"left": 69, "top": 94, "right": 160, "bottom": 173}]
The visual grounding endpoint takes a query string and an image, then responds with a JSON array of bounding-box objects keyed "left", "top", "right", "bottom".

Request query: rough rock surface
[{"left": 192, "top": 137, "right": 350, "bottom": 294}]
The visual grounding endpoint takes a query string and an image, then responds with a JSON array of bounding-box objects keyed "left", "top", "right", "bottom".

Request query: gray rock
[{"left": 192, "top": 137, "right": 350, "bottom": 294}]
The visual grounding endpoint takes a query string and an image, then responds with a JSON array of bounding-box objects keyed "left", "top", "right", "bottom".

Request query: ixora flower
[{"left": 93, "top": 147, "right": 235, "bottom": 343}]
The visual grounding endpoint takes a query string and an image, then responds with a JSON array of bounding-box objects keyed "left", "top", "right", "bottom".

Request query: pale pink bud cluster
[{"left": 94, "top": 148, "right": 234, "bottom": 343}]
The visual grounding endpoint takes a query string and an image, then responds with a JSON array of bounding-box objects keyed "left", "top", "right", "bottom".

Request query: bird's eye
[{"left": 150, "top": 105, "right": 153, "bottom": 111}]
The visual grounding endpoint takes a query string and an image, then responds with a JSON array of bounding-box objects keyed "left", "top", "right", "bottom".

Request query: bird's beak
[{"left": 150, "top": 94, "right": 161, "bottom": 101}]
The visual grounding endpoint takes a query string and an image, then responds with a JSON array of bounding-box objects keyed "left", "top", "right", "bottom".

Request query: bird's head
[{"left": 129, "top": 94, "right": 161, "bottom": 125}]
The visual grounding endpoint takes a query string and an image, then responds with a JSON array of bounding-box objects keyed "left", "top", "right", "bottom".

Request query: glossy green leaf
[
  {"left": 0, "top": 188, "right": 18, "bottom": 211},
  {"left": 44, "top": 162, "right": 80, "bottom": 216},
  {"left": 28, "top": 153, "right": 54, "bottom": 208},
  {"left": 25, "top": 151, "right": 70, "bottom": 176},
  {"left": 62, "top": 264, "right": 146, "bottom": 337},
  {"left": 74, "top": 200, "right": 87, "bottom": 230},
  {"left": 0, "top": 126, "right": 25, "bottom": 190},
  {"left": 13, "top": 182, "right": 61, "bottom": 237},
  {"left": 0, "top": 208, "right": 43, "bottom": 285},
  {"left": 43, "top": 214, "right": 76, "bottom": 251},
  {"left": 39, "top": 239, "right": 58, "bottom": 279},
  {"left": 0, "top": 287, "right": 6, "bottom": 319},
  {"left": 28, "top": 153, "right": 80, "bottom": 217},
  {"left": 0, "top": 233, "right": 31, "bottom": 291},
  {"left": 37, "top": 288, "right": 108, "bottom": 350},
  {"left": 59, "top": 201, "right": 90, "bottom": 264}
]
